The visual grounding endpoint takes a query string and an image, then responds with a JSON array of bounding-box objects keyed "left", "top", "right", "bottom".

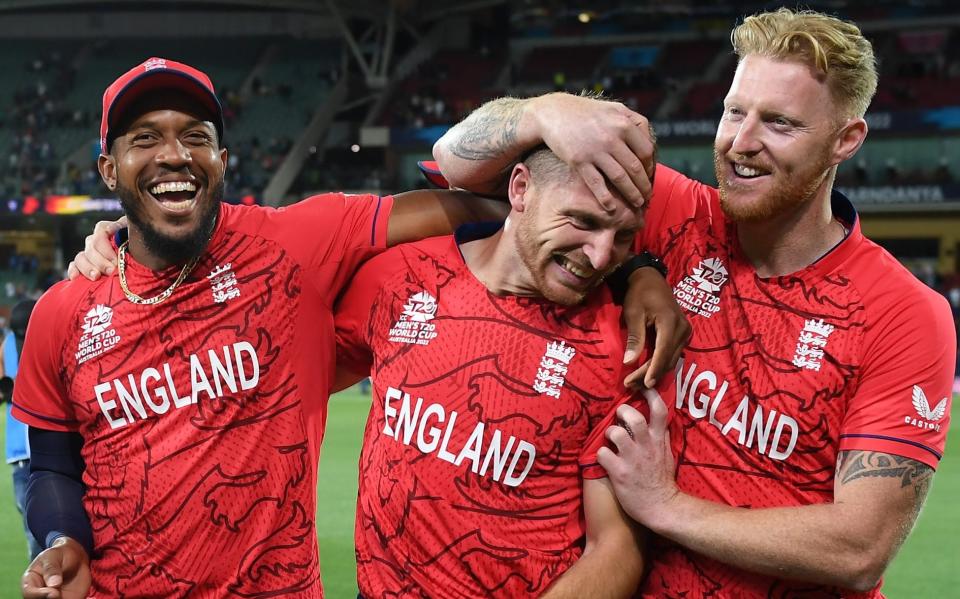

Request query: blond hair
[
  {"left": 732, "top": 8, "right": 877, "bottom": 118},
  {"left": 523, "top": 145, "right": 571, "bottom": 185}
]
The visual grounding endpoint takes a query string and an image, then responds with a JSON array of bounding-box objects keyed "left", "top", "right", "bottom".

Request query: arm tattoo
[
  {"left": 449, "top": 98, "right": 524, "bottom": 161},
  {"left": 837, "top": 450, "right": 934, "bottom": 502}
]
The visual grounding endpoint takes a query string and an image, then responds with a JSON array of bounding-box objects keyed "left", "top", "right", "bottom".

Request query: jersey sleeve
[
  {"left": 333, "top": 272, "right": 378, "bottom": 377},
  {"left": 577, "top": 295, "right": 649, "bottom": 479},
  {"left": 636, "top": 165, "right": 716, "bottom": 256},
  {"left": 11, "top": 285, "right": 79, "bottom": 432},
  {"left": 271, "top": 192, "right": 394, "bottom": 305},
  {"left": 334, "top": 248, "right": 412, "bottom": 377},
  {"left": 579, "top": 389, "right": 645, "bottom": 480},
  {"left": 839, "top": 289, "right": 956, "bottom": 469}
]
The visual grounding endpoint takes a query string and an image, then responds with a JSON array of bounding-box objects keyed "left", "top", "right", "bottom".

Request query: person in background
[{"left": 1, "top": 299, "right": 42, "bottom": 560}]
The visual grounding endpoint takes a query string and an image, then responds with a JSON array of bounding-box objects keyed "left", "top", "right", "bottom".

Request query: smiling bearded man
[
  {"left": 108, "top": 91, "right": 225, "bottom": 268},
  {"left": 429, "top": 7, "right": 955, "bottom": 597},
  {"left": 334, "top": 147, "right": 645, "bottom": 598},
  {"left": 11, "top": 57, "right": 522, "bottom": 599}
]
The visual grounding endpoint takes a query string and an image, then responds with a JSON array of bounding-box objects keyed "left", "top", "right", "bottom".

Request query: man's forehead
[
  {"left": 562, "top": 188, "right": 641, "bottom": 226},
  {"left": 126, "top": 109, "right": 216, "bottom": 130},
  {"left": 729, "top": 55, "right": 825, "bottom": 99},
  {"left": 116, "top": 90, "right": 218, "bottom": 133}
]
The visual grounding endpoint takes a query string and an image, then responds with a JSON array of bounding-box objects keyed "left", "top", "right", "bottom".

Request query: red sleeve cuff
[{"left": 11, "top": 403, "right": 78, "bottom": 433}]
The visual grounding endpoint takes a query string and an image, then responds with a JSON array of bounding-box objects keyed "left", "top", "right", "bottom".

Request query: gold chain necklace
[{"left": 117, "top": 241, "right": 200, "bottom": 305}]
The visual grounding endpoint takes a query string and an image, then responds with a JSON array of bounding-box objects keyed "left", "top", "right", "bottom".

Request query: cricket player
[
  {"left": 433, "top": 9, "right": 955, "bottom": 597},
  {"left": 335, "top": 147, "right": 645, "bottom": 597}
]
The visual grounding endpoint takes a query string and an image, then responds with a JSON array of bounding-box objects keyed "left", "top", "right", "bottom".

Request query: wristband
[{"left": 606, "top": 251, "right": 668, "bottom": 303}]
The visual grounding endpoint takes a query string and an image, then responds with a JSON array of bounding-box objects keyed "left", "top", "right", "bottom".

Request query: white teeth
[
  {"left": 149, "top": 181, "right": 197, "bottom": 195},
  {"left": 734, "top": 164, "right": 763, "bottom": 178},
  {"left": 162, "top": 199, "right": 194, "bottom": 211},
  {"left": 560, "top": 257, "right": 593, "bottom": 278}
]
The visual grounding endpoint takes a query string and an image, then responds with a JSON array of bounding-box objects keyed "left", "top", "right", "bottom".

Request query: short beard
[
  {"left": 117, "top": 179, "right": 223, "bottom": 265},
  {"left": 514, "top": 205, "right": 588, "bottom": 307},
  {"left": 713, "top": 148, "right": 831, "bottom": 223}
]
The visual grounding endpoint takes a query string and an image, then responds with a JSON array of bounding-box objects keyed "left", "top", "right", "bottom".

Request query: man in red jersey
[
  {"left": 12, "top": 56, "right": 510, "bottom": 599},
  {"left": 431, "top": 8, "right": 955, "bottom": 598},
  {"left": 334, "top": 147, "right": 644, "bottom": 598},
  {"left": 16, "top": 58, "right": 684, "bottom": 598}
]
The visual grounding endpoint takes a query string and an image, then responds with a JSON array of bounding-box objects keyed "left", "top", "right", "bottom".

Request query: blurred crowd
[
  {"left": 2, "top": 51, "right": 95, "bottom": 198},
  {"left": 1, "top": 252, "right": 55, "bottom": 310}
]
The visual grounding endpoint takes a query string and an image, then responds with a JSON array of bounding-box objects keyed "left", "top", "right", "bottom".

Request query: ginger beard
[
  {"left": 713, "top": 145, "right": 834, "bottom": 223},
  {"left": 117, "top": 177, "right": 223, "bottom": 266}
]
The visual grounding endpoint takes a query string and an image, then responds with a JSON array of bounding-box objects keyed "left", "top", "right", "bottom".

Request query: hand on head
[{"left": 532, "top": 93, "right": 656, "bottom": 211}]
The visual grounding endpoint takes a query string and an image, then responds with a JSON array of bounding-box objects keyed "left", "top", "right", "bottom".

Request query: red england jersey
[
  {"left": 635, "top": 167, "right": 956, "bottom": 598},
  {"left": 334, "top": 229, "right": 633, "bottom": 598},
  {"left": 13, "top": 193, "right": 393, "bottom": 598}
]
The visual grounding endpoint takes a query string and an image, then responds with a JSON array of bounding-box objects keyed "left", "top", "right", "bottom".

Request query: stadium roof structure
[{"left": 0, "top": 0, "right": 507, "bottom": 21}]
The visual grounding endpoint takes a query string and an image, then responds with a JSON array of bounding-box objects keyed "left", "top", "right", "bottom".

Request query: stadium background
[{"left": 0, "top": 0, "right": 958, "bottom": 595}]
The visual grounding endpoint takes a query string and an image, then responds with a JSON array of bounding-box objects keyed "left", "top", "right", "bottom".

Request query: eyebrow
[
  {"left": 565, "top": 207, "right": 638, "bottom": 230},
  {"left": 564, "top": 208, "right": 605, "bottom": 221}
]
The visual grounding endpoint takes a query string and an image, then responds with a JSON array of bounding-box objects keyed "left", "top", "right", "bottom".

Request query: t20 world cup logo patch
[
  {"left": 76, "top": 304, "right": 121, "bottom": 364},
  {"left": 673, "top": 257, "right": 728, "bottom": 318},
  {"left": 388, "top": 290, "right": 439, "bottom": 346}
]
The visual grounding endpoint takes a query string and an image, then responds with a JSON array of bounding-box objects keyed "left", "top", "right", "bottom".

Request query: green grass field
[{"left": 2, "top": 391, "right": 958, "bottom": 597}]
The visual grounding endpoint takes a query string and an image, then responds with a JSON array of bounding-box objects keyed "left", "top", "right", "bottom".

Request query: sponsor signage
[{"left": 1, "top": 194, "right": 259, "bottom": 215}]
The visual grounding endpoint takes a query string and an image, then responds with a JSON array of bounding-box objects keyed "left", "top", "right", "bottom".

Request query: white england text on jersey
[
  {"left": 905, "top": 384, "right": 948, "bottom": 432},
  {"left": 532, "top": 341, "right": 576, "bottom": 398},
  {"left": 792, "top": 319, "right": 835, "bottom": 371},
  {"left": 388, "top": 290, "right": 439, "bottom": 346},
  {"left": 674, "top": 257, "right": 728, "bottom": 318},
  {"left": 93, "top": 341, "right": 260, "bottom": 430},
  {"left": 76, "top": 304, "right": 121, "bottom": 365},
  {"left": 674, "top": 358, "right": 799, "bottom": 461},
  {"left": 381, "top": 385, "right": 536, "bottom": 487}
]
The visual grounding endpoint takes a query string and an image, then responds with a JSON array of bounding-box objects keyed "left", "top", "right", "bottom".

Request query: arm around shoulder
[{"left": 386, "top": 189, "right": 509, "bottom": 247}]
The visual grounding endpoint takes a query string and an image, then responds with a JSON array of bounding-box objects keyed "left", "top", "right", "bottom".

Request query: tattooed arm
[
  {"left": 599, "top": 393, "right": 936, "bottom": 592},
  {"left": 433, "top": 93, "right": 656, "bottom": 209}
]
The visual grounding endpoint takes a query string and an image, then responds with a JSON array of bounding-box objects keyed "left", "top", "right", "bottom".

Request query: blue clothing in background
[
  {"left": 5, "top": 330, "right": 29, "bottom": 464},
  {"left": 4, "top": 329, "right": 42, "bottom": 559}
]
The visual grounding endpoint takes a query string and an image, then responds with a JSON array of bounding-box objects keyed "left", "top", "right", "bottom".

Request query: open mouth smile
[
  {"left": 553, "top": 255, "right": 596, "bottom": 283},
  {"left": 146, "top": 180, "right": 200, "bottom": 213},
  {"left": 731, "top": 162, "right": 771, "bottom": 179}
]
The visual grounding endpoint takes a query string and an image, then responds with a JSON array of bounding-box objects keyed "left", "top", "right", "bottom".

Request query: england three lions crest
[
  {"left": 792, "top": 318, "right": 835, "bottom": 372},
  {"left": 532, "top": 340, "right": 576, "bottom": 398}
]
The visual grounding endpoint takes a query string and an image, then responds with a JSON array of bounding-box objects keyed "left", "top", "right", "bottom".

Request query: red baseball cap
[
  {"left": 100, "top": 57, "right": 224, "bottom": 153},
  {"left": 417, "top": 160, "right": 450, "bottom": 188}
]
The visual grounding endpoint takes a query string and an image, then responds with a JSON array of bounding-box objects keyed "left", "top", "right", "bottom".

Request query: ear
[
  {"left": 507, "top": 162, "right": 532, "bottom": 213},
  {"left": 98, "top": 153, "right": 117, "bottom": 190},
  {"left": 831, "top": 117, "right": 868, "bottom": 166},
  {"left": 219, "top": 147, "right": 228, "bottom": 173}
]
